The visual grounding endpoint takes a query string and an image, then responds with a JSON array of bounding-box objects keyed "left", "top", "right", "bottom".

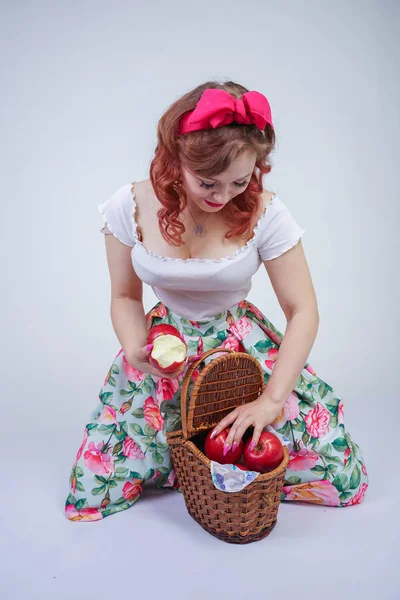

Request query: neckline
[{"left": 130, "top": 184, "right": 277, "bottom": 264}]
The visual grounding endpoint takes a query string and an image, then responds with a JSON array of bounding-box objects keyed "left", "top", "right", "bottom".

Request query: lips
[{"left": 204, "top": 199, "right": 223, "bottom": 207}]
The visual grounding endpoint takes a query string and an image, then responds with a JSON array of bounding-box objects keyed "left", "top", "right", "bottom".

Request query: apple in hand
[
  {"left": 204, "top": 427, "right": 243, "bottom": 464},
  {"left": 147, "top": 324, "right": 187, "bottom": 373},
  {"left": 243, "top": 431, "right": 284, "bottom": 473}
]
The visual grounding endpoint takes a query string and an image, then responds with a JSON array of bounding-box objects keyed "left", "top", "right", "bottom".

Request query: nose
[{"left": 212, "top": 189, "right": 230, "bottom": 204}]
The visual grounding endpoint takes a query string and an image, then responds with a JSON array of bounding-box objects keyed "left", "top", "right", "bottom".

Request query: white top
[{"left": 98, "top": 183, "right": 305, "bottom": 320}]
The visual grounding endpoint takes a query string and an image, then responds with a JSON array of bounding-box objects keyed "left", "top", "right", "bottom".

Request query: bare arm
[
  {"left": 104, "top": 232, "right": 147, "bottom": 357},
  {"left": 261, "top": 239, "right": 320, "bottom": 406}
]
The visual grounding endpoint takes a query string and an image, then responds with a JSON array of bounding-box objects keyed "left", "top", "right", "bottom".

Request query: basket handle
[{"left": 181, "top": 347, "right": 235, "bottom": 440}]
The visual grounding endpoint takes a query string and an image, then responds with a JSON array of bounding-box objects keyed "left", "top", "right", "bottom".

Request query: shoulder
[
  {"left": 97, "top": 182, "right": 137, "bottom": 247},
  {"left": 256, "top": 190, "right": 306, "bottom": 261}
]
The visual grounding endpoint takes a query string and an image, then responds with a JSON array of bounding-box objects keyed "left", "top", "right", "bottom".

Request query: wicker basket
[{"left": 165, "top": 347, "right": 289, "bottom": 544}]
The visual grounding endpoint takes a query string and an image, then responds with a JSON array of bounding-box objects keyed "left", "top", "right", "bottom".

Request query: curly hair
[{"left": 149, "top": 80, "right": 276, "bottom": 247}]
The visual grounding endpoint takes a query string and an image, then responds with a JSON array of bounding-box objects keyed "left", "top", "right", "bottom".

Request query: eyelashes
[{"left": 199, "top": 180, "right": 249, "bottom": 190}]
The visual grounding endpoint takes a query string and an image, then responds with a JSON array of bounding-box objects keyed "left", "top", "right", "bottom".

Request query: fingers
[
  {"left": 210, "top": 408, "right": 239, "bottom": 440},
  {"left": 223, "top": 418, "right": 249, "bottom": 455}
]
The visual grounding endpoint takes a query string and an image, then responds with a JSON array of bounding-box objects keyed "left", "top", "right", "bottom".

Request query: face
[{"left": 181, "top": 150, "right": 256, "bottom": 213}]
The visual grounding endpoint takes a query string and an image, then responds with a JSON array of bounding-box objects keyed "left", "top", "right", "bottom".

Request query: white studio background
[{"left": 1, "top": 1, "right": 399, "bottom": 599}]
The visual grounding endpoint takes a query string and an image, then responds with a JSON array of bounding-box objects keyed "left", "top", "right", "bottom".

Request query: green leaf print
[
  {"left": 319, "top": 443, "right": 333, "bottom": 457},
  {"left": 75, "top": 481, "right": 85, "bottom": 492},
  {"left": 108, "top": 376, "right": 117, "bottom": 387},
  {"left": 350, "top": 464, "right": 361, "bottom": 490},
  {"left": 130, "top": 471, "right": 143, "bottom": 479},
  {"left": 292, "top": 419, "right": 306, "bottom": 432},
  {"left": 332, "top": 473, "right": 350, "bottom": 492},
  {"left": 92, "top": 485, "right": 107, "bottom": 495},
  {"left": 318, "top": 382, "right": 331, "bottom": 399},
  {"left": 75, "top": 498, "right": 87, "bottom": 510},
  {"left": 202, "top": 336, "right": 223, "bottom": 350},
  {"left": 332, "top": 438, "right": 349, "bottom": 452},
  {"left": 285, "top": 476, "right": 302, "bottom": 485},
  {"left": 183, "top": 326, "right": 203, "bottom": 336},
  {"left": 157, "top": 442, "right": 170, "bottom": 453},
  {"left": 130, "top": 423, "right": 144, "bottom": 436},
  {"left": 204, "top": 326, "right": 216, "bottom": 336},
  {"left": 302, "top": 431, "right": 310, "bottom": 446},
  {"left": 325, "top": 398, "right": 340, "bottom": 414},
  {"left": 100, "top": 392, "right": 113, "bottom": 405},
  {"left": 94, "top": 475, "right": 108, "bottom": 485},
  {"left": 143, "top": 468, "right": 155, "bottom": 480},
  {"left": 311, "top": 465, "right": 326, "bottom": 473},
  {"left": 327, "top": 463, "right": 338, "bottom": 475},
  {"left": 65, "top": 493, "right": 76, "bottom": 506},
  {"left": 111, "top": 364, "right": 120, "bottom": 374},
  {"left": 217, "top": 330, "right": 227, "bottom": 341},
  {"left": 75, "top": 466, "right": 84, "bottom": 477},
  {"left": 329, "top": 413, "right": 338, "bottom": 428},
  {"left": 86, "top": 423, "right": 98, "bottom": 432},
  {"left": 144, "top": 423, "right": 155, "bottom": 437},
  {"left": 108, "top": 479, "right": 118, "bottom": 488},
  {"left": 114, "top": 467, "right": 129, "bottom": 480},
  {"left": 142, "top": 380, "right": 153, "bottom": 394},
  {"left": 98, "top": 424, "right": 116, "bottom": 433},
  {"left": 254, "top": 339, "right": 274, "bottom": 353},
  {"left": 153, "top": 450, "right": 164, "bottom": 464},
  {"left": 235, "top": 306, "right": 244, "bottom": 319},
  {"left": 102, "top": 503, "right": 131, "bottom": 517},
  {"left": 114, "top": 428, "right": 127, "bottom": 442},
  {"left": 131, "top": 408, "right": 144, "bottom": 419},
  {"left": 112, "top": 441, "right": 123, "bottom": 456},
  {"left": 339, "top": 491, "right": 353, "bottom": 502},
  {"left": 120, "top": 389, "right": 133, "bottom": 397},
  {"left": 127, "top": 381, "right": 137, "bottom": 391}
]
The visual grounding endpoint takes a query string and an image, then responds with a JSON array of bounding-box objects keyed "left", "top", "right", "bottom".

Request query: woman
[{"left": 65, "top": 80, "right": 369, "bottom": 522}]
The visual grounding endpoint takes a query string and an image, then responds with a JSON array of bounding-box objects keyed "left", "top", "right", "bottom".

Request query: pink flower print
[
  {"left": 221, "top": 334, "right": 242, "bottom": 351},
  {"left": 73, "top": 427, "right": 88, "bottom": 468},
  {"left": 84, "top": 441, "right": 116, "bottom": 475},
  {"left": 122, "top": 480, "right": 143, "bottom": 502},
  {"left": 122, "top": 436, "right": 146, "bottom": 460},
  {"left": 305, "top": 403, "right": 331, "bottom": 438},
  {"left": 121, "top": 355, "right": 146, "bottom": 381},
  {"left": 362, "top": 463, "right": 368, "bottom": 476},
  {"left": 343, "top": 447, "right": 351, "bottom": 466},
  {"left": 283, "top": 480, "right": 341, "bottom": 506},
  {"left": 143, "top": 396, "right": 164, "bottom": 431},
  {"left": 272, "top": 392, "right": 300, "bottom": 429},
  {"left": 65, "top": 505, "right": 103, "bottom": 522},
  {"left": 265, "top": 347, "right": 279, "bottom": 370},
  {"left": 338, "top": 400, "right": 345, "bottom": 425},
  {"left": 229, "top": 316, "right": 253, "bottom": 341},
  {"left": 98, "top": 406, "right": 118, "bottom": 426},
  {"left": 238, "top": 300, "right": 247, "bottom": 310},
  {"left": 197, "top": 336, "right": 204, "bottom": 355},
  {"left": 305, "top": 364, "right": 317, "bottom": 375},
  {"left": 156, "top": 377, "right": 179, "bottom": 406},
  {"left": 189, "top": 320, "right": 201, "bottom": 328},
  {"left": 288, "top": 443, "right": 320, "bottom": 471},
  {"left": 343, "top": 482, "right": 368, "bottom": 506},
  {"left": 161, "top": 467, "right": 178, "bottom": 488}
]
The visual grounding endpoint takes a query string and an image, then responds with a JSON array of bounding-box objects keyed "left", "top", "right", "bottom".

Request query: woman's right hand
[{"left": 126, "top": 344, "right": 198, "bottom": 380}]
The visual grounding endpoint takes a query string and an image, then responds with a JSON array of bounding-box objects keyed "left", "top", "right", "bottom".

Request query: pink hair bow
[{"left": 179, "top": 88, "right": 273, "bottom": 135}]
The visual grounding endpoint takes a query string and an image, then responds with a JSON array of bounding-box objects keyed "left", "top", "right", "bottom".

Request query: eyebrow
[{"left": 201, "top": 171, "right": 253, "bottom": 183}]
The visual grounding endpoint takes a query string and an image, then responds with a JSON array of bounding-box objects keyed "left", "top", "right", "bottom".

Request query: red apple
[
  {"left": 243, "top": 431, "right": 284, "bottom": 474},
  {"left": 204, "top": 427, "right": 243, "bottom": 464},
  {"left": 147, "top": 324, "right": 187, "bottom": 373},
  {"left": 234, "top": 463, "right": 248, "bottom": 471}
]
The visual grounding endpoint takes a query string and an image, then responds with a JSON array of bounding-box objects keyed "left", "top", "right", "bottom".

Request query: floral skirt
[{"left": 65, "top": 299, "right": 369, "bottom": 522}]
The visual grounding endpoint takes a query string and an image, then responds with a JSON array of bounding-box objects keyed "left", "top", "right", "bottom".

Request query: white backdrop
[{"left": 1, "top": 1, "right": 398, "bottom": 598}]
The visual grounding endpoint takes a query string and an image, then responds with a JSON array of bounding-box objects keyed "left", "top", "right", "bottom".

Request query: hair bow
[{"left": 179, "top": 88, "right": 273, "bottom": 135}]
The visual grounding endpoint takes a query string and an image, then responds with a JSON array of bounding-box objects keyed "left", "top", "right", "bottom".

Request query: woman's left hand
[{"left": 210, "top": 396, "right": 284, "bottom": 454}]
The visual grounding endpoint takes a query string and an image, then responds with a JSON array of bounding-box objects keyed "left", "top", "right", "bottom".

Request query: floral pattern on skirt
[{"left": 65, "top": 299, "right": 369, "bottom": 521}]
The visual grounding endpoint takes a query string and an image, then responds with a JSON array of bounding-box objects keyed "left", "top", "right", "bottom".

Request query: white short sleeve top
[{"left": 98, "top": 183, "right": 305, "bottom": 320}]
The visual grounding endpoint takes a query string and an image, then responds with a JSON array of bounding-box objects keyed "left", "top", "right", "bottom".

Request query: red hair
[{"left": 149, "top": 80, "right": 276, "bottom": 246}]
